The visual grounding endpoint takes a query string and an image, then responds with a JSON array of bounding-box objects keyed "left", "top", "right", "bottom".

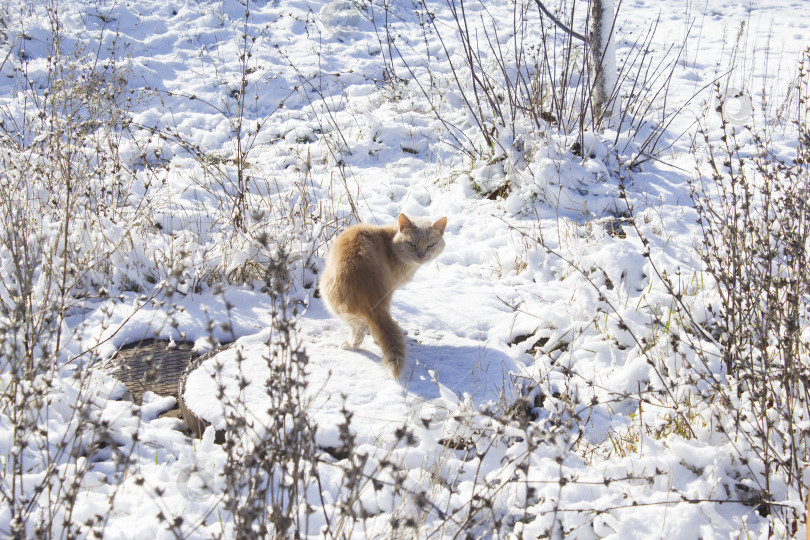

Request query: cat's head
[{"left": 393, "top": 214, "right": 447, "bottom": 264}]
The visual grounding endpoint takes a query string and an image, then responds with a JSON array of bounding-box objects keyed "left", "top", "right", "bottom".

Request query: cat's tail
[{"left": 364, "top": 310, "right": 406, "bottom": 379}]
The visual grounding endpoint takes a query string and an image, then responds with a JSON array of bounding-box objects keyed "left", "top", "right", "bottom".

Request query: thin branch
[{"left": 533, "top": 0, "right": 587, "bottom": 42}]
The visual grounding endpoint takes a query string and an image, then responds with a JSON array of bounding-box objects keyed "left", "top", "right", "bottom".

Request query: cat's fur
[{"left": 319, "top": 214, "right": 448, "bottom": 379}]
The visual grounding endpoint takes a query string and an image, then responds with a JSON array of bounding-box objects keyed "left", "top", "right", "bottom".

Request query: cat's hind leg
[
  {"left": 340, "top": 315, "right": 368, "bottom": 350},
  {"left": 364, "top": 311, "right": 406, "bottom": 379}
]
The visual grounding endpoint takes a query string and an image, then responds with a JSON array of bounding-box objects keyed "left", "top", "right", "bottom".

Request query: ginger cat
[{"left": 319, "top": 214, "right": 448, "bottom": 379}]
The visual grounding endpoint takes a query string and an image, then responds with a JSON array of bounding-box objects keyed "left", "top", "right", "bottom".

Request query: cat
[{"left": 319, "top": 213, "right": 448, "bottom": 379}]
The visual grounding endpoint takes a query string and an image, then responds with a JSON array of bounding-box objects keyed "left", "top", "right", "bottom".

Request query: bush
[{"left": 687, "top": 51, "right": 810, "bottom": 533}]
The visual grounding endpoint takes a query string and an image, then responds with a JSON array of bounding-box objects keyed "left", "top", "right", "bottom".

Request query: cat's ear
[
  {"left": 398, "top": 213, "right": 413, "bottom": 232},
  {"left": 432, "top": 216, "right": 448, "bottom": 233}
]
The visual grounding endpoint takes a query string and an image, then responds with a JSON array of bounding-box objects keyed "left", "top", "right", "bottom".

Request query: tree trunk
[{"left": 589, "top": 0, "right": 617, "bottom": 129}]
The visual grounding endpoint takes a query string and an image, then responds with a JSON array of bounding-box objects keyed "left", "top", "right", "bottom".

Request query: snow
[{"left": 0, "top": 0, "right": 807, "bottom": 537}]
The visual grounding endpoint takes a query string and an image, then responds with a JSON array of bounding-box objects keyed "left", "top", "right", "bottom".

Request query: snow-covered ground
[{"left": 0, "top": 0, "right": 808, "bottom": 537}]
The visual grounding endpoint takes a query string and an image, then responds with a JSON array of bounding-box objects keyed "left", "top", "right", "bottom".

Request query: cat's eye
[
  {"left": 408, "top": 241, "right": 416, "bottom": 247},
  {"left": 428, "top": 242, "right": 436, "bottom": 248}
]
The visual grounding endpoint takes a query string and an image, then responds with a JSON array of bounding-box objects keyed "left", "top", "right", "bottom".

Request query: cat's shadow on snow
[
  {"left": 403, "top": 338, "right": 515, "bottom": 404},
  {"left": 305, "top": 301, "right": 517, "bottom": 405},
  {"left": 326, "top": 338, "right": 509, "bottom": 402}
]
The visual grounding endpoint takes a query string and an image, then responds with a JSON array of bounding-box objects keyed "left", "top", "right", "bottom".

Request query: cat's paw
[
  {"left": 383, "top": 354, "right": 405, "bottom": 380},
  {"left": 340, "top": 340, "right": 356, "bottom": 350}
]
